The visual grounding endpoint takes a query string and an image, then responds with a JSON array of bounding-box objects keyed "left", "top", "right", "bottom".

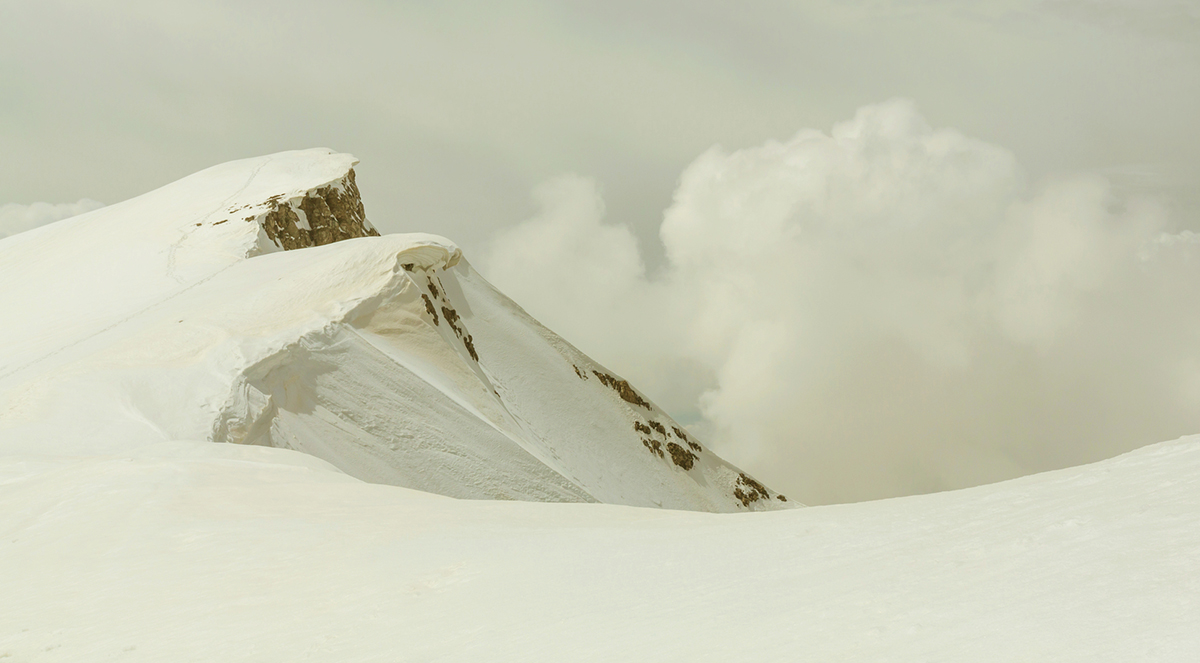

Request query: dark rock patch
[
  {"left": 259, "top": 168, "right": 379, "bottom": 251},
  {"left": 462, "top": 334, "right": 479, "bottom": 362},
  {"left": 421, "top": 294, "right": 439, "bottom": 325},
  {"left": 319, "top": 168, "right": 370, "bottom": 238},
  {"left": 297, "top": 193, "right": 337, "bottom": 245},
  {"left": 733, "top": 472, "right": 770, "bottom": 507},
  {"left": 260, "top": 202, "right": 307, "bottom": 249},
  {"left": 591, "top": 370, "right": 651, "bottom": 410},
  {"left": 666, "top": 442, "right": 697, "bottom": 470},
  {"left": 437, "top": 304, "right": 479, "bottom": 361},
  {"left": 642, "top": 438, "right": 664, "bottom": 458},
  {"left": 441, "top": 306, "right": 462, "bottom": 338}
]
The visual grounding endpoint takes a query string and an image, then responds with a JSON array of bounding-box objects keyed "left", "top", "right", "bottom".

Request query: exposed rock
[
  {"left": 442, "top": 306, "right": 463, "bottom": 337},
  {"left": 436, "top": 303, "right": 479, "bottom": 361},
  {"left": 259, "top": 168, "right": 379, "bottom": 250},
  {"left": 591, "top": 370, "right": 652, "bottom": 410},
  {"left": 733, "top": 472, "right": 771, "bottom": 507},
  {"left": 642, "top": 438, "right": 664, "bottom": 458},
  {"left": 260, "top": 203, "right": 306, "bottom": 250},
  {"left": 421, "top": 294, "right": 439, "bottom": 325},
  {"left": 667, "top": 442, "right": 697, "bottom": 470},
  {"left": 462, "top": 334, "right": 479, "bottom": 362}
]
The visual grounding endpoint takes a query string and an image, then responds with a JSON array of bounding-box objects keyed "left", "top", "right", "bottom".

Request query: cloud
[
  {"left": 481, "top": 99, "right": 1200, "bottom": 505},
  {"left": 1038, "top": 0, "right": 1200, "bottom": 40},
  {"left": 5, "top": 0, "right": 1199, "bottom": 263},
  {"left": 0, "top": 199, "right": 104, "bottom": 240}
]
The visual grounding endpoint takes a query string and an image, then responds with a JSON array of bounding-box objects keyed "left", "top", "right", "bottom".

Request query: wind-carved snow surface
[
  {"left": 2, "top": 150, "right": 1197, "bottom": 660},
  {"left": 0, "top": 148, "right": 785, "bottom": 511}
]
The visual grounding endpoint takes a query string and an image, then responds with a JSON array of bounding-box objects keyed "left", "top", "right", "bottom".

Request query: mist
[
  {"left": 481, "top": 100, "right": 1200, "bottom": 505},
  {"left": 0, "top": 199, "right": 104, "bottom": 240}
]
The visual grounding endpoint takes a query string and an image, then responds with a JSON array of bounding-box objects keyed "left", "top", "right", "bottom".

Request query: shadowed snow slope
[{"left": 0, "top": 149, "right": 784, "bottom": 511}]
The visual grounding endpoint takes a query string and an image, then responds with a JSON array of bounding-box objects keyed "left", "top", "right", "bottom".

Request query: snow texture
[
  {"left": 1, "top": 149, "right": 1196, "bottom": 661},
  {"left": 1, "top": 435, "right": 1197, "bottom": 660}
]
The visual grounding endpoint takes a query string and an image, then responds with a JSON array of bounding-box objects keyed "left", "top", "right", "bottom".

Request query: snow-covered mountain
[
  {"left": 0, "top": 149, "right": 786, "bottom": 511},
  {"left": 2, "top": 150, "right": 1197, "bottom": 661}
]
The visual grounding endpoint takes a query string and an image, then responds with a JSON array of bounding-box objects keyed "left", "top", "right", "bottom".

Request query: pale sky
[{"left": 3, "top": 0, "right": 1199, "bottom": 504}]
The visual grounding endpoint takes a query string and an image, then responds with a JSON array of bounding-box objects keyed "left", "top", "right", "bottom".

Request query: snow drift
[{"left": 0, "top": 149, "right": 786, "bottom": 511}]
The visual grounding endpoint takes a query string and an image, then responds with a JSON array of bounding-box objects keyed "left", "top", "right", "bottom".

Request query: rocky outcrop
[{"left": 258, "top": 169, "right": 379, "bottom": 250}]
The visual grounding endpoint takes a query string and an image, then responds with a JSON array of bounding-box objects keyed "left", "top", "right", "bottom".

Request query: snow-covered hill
[
  {"left": 2, "top": 431, "right": 1197, "bottom": 660},
  {"left": 0, "top": 149, "right": 785, "bottom": 511},
  {"left": 2, "top": 149, "right": 1197, "bottom": 661}
]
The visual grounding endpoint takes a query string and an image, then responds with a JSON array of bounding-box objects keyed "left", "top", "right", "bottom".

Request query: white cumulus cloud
[{"left": 481, "top": 99, "right": 1200, "bottom": 505}]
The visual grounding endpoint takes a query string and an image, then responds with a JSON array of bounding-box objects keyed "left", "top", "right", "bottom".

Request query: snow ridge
[{"left": 0, "top": 149, "right": 785, "bottom": 512}]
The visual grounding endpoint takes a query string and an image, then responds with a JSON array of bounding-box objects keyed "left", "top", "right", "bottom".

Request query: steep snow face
[{"left": 0, "top": 149, "right": 783, "bottom": 511}]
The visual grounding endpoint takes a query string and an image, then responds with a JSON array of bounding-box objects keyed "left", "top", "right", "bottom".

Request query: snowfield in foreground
[
  {"left": 2, "top": 436, "right": 1198, "bottom": 660},
  {"left": 1, "top": 150, "right": 1197, "bottom": 660}
]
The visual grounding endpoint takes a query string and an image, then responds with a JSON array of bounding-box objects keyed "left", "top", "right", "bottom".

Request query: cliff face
[{"left": 258, "top": 169, "right": 379, "bottom": 250}]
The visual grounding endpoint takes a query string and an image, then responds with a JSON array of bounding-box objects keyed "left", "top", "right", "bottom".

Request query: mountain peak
[{"left": 0, "top": 150, "right": 786, "bottom": 512}]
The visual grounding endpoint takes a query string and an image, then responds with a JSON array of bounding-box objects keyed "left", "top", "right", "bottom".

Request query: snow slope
[
  {"left": 3, "top": 149, "right": 1197, "bottom": 660},
  {"left": 1, "top": 435, "right": 1197, "bottom": 661},
  {"left": 0, "top": 149, "right": 785, "bottom": 511}
]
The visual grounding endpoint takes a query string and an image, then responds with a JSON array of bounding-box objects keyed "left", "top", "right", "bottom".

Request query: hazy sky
[{"left": 3, "top": 0, "right": 1199, "bottom": 504}]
